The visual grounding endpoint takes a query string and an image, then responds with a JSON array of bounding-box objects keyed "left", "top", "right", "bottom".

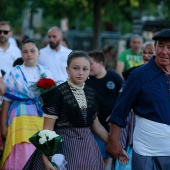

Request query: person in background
[
  {"left": 122, "top": 41, "right": 155, "bottom": 80},
  {"left": 86, "top": 50, "right": 123, "bottom": 168},
  {"left": 142, "top": 41, "right": 155, "bottom": 64},
  {"left": 105, "top": 46, "right": 117, "bottom": 71},
  {"left": 38, "top": 26, "right": 72, "bottom": 85},
  {"left": 18, "top": 35, "right": 29, "bottom": 46},
  {"left": 0, "top": 21, "right": 21, "bottom": 75},
  {"left": 114, "top": 41, "right": 155, "bottom": 170},
  {"left": 0, "top": 39, "right": 53, "bottom": 170},
  {"left": 106, "top": 29, "right": 170, "bottom": 170},
  {"left": 116, "top": 34, "right": 143, "bottom": 78}
]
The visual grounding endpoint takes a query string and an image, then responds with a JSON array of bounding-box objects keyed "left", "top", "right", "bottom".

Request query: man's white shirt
[
  {"left": 0, "top": 44, "right": 21, "bottom": 74},
  {"left": 38, "top": 45, "right": 72, "bottom": 84}
]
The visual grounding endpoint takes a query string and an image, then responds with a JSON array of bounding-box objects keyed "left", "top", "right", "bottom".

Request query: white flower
[
  {"left": 39, "top": 130, "right": 48, "bottom": 137},
  {"left": 38, "top": 130, "right": 60, "bottom": 142},
  {"left": 38, "top": 129, "right": 52, "bottom": 137},
  {"left": 39, "top": 135, "right": 47, "bottom": 144},
  {"left": 48, "top": 131, "right": 59, "bottom": 141}
]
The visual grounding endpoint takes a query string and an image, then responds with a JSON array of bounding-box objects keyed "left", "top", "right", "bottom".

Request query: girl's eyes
[
  {"left": 83, "top": 68, "right": 88, "bottom": 71},
  {"left": 22, "top": 50, "right": 35, "bottom": 53},
  {"left": 73, "top": 67, "right": 88, "bottom": 71}
]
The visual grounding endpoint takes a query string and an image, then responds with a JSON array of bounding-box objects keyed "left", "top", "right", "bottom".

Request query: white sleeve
[{"left": 0, "top": 71, "right": 2, "bottom": 77}]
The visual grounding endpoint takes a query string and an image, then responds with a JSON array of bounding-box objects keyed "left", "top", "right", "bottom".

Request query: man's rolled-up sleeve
[{"left": 108, "top": 71, "right": 142, "bottom": 128}]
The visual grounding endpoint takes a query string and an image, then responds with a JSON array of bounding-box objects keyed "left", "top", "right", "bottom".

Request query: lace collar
[
  {"left": 67, "top": 78, "right": 85, "bottom": 90},
  {"left": 67, "top": 78, "right": 87, "bottom": 110}
]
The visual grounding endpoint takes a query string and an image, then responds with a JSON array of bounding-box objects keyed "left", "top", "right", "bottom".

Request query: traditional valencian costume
[
  {"left": 23, "top": 79, "right": 106, "bottom": 170},
  {"left": 0, "top": 64, "right": 53, "bottom": 170}
]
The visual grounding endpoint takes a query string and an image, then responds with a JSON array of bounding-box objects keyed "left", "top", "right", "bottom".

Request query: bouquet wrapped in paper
[{"left": 29, "top": 130, "right": 67, "bottom": 170}]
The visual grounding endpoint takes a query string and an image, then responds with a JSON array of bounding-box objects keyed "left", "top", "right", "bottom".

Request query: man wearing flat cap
[{"left": 106, "top": 29, "right": 170, "bottom": 170}]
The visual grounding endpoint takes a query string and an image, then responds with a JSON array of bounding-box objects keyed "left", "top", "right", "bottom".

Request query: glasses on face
[
  {"left": 142, "top": 51, "right": 155, "bottom": 55},
  {"left": 0, "top": 30, "right": 10, "bottom": 35}
]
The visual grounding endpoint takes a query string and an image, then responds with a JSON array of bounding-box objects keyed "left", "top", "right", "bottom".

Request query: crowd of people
[{"left": 0, "top": 19, "right": 169, "bottom": 170}]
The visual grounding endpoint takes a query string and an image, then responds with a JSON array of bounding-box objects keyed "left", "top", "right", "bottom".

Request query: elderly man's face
[{"left": 155, "top": 41, "right": 170, "bottom": 66}]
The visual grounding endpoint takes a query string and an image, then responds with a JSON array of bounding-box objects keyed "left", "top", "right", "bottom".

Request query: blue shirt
[{"left": 109, "top": 56, "right": 170, "bottom": 127}]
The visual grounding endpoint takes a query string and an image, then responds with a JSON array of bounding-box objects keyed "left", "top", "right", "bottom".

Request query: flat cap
[{"left": 152, "top": 29, "right": 170, "bottom": 41}]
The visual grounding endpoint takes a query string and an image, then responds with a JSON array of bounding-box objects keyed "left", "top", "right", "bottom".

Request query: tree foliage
[
  {"left": 0, "top": 0, "right": 28, "bottom": 32},
  {"left": 0, "top": 0, "right": 168, "bottom": 36}
]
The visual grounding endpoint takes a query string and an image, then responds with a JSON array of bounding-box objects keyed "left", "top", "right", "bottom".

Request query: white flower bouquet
[{"left": 29, "top": 130, "right": 67, "bottom": 170}]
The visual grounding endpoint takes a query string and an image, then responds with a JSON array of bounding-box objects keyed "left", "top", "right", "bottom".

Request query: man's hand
[
  {"left": 106, "top": 139, "right": 129, "bottom": 164},
  {"left": 106, "top": 123, "right": 123, "bottom": 158},
  {"left": 106, "top": 123, "right": 129, "bottom": 163},
  {"left": 106, "top": 139, "right": 122, "bottom": 158}
]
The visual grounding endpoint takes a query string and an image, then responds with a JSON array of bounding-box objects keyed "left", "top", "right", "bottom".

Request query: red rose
[{"left": 37, "top": 78, "right": 56, "bottom": 89}]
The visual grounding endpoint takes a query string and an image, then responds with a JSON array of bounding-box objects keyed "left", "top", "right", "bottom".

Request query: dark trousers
[{"left": 132, "top": 150, "right": 170, "bottom": 170}]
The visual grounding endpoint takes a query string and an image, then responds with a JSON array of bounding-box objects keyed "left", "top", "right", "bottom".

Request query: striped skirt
[
  {"left": 120, "top": 110, "right": 135, "bottom": 148},
  {"left": 23, "top": 127, "right": 106, "bottom": 170}
]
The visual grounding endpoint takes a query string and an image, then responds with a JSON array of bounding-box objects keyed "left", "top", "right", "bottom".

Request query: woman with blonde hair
[{"left": 142, "top": 42, "right": 155, "bottom": 63}]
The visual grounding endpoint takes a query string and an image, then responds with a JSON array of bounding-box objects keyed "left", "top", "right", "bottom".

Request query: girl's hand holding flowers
[
  {"left": 42, "top": 154, "right": 57, "bottom": 170},
  {"left": 29, "top": 130, "right": 67, "bottom": 170}
]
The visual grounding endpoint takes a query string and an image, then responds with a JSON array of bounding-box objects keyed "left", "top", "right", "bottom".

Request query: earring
[{"left": 88, "top": 77, "right": 89, "bottom": 79}]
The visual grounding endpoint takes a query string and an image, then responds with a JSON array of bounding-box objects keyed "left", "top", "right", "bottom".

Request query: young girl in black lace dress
[{"left": 24, "top": 50, "right": 110, "bottom": 170}]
